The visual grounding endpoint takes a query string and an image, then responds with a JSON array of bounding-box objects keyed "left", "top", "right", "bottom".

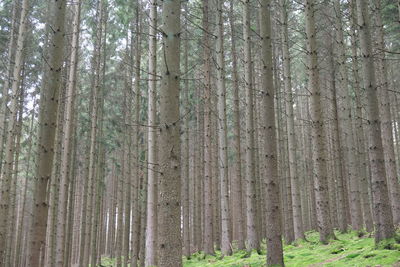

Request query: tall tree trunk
[
  {"left": 130, "top": 3, "right": 142, "bottom": 265},
  {"left": 333, "top": 0, "right": 362, "bottom": 231},
  {"left": 182, "top": 2, "right": 191, "bottom": 258},
  {"left": 145, "top": 0, "right": 158, "bottom": 264},
  {"left": 157, "top": 0, "right": 182, "bottom": 265},
  {"left": 328, "top": 52, "right": 348, "bottom": 233},
  {"left": 27, "top": 0, "right": 67, "bottom": 266},
  {"left": 216, "top": 0, "right": 232, "bottom": 256},
  {"left": 243, "top": 0, "right": 259, "bottom": 252},
  {"left": 228, "top": 0, "right": 245, "bottom": 250},
  {"left": 355, "top": 0, "right": 395, "bottom": 243},
  {"left": 349, "top": 0, "right": 373, "bottom": 232},
  {"left": 7, "top": 76, "right": 25, "bottom": 266},
  {"left": 0, "top": 0, "right": 29, "bottom": 263},
  {"left": 83, "top": 2, "right": 105, "bottom": 265},
  {"left": 0, "top": 0, "right": 18, "bottom": 170},
  {"left": 280, "top": 0, "right": 305, "bottom": 241},
  {"left": 304, "top": 0, "right": 334, "bottom": 244},
  {"left": 373, "top": 0, "right": 400, "bottom": 225},
  {"left": 260, "top": 0, "right": 284, "bottom": 265},
  {"left": 15, "top": 97, "right": 36, "bottom": 267},
  {"left": 202, "top": 0, "right": 215, "bottom": 255},
  {"left": 55, "top": 1, "right": 81, "bottom": 265}
]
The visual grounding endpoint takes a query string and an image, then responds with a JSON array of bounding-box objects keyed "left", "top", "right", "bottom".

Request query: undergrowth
[
  {"left": 99, "top": 230, "right": 400, "bottom": 266},
  {"left": 183, "top": 230, "right": 400, "bottom": 267}
]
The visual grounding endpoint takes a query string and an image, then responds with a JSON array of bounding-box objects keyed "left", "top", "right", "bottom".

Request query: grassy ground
[
  {"left": 99, "top": 230, "right": 399, "bottom": 266},
  {"left": 184, "top": 231, "right": 400, "bottom": 267}
]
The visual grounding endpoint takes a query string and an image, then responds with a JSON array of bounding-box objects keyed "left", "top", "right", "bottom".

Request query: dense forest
[{"left": 0, "top": 0, "right": 400, "bottom": 266}]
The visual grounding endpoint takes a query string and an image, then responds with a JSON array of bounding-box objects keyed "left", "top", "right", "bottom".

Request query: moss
[
  {"left": 183, "top": 231, "right": 400, "bottom": 267},
  {"left": 98, "top": 231, "right": 400, "bottom": 266}
]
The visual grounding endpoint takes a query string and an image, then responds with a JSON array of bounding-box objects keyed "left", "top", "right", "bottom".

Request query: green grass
[
  {"left": 98, "top": 231, "right": 400, "bottom": 266},
  {"left": 183, "top": 231, "right": 400, "bottom": 267}
]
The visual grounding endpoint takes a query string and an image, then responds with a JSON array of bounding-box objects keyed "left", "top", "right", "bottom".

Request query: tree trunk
[
  {"left": 228, "top": 0, "right": 245, "bottom": 250},
  {"left": 0, "top": 0, "right": 29, "bottom": 263},
  {"left": 182, "top": 3, "right": 190, "bottom": 258},
  {"left": 349, "top": 0, "right": 373, "bottom": 232},
  {"left": 55, "top": 1, "right": 81, "bottom": 265},
  {"left": 216, "top": 0, "right": 232, "bottom": 256},
  {"left": 304, "top": 0, "right": 334, "bottom": 244},
  {"left": 355, "top": 0, "right": 395, "bottom": 243},
  {"left": 280, "top": 0, "right": 304, "bottom": 241},
  {"left": 202, "top": 0, "right": 215, "bottom": 256},
  {"left": 373, "top": 0, "right": 400, "bottom": 225},
  {"left": 145, "top": 0, "right": 158, "bottom": 265},
  {"left": 157, "top": 0, "right": 182, "bottom": 265},
  {"left": 333, "top": 0, "right": 363, "bottom": 231},
  {"left": 243, "top": 0, "right": 259, "bottom": 252},
  {"left": 260, "top": 0, "right": 284, "bottom": 265},
  {"left": 27, "top": 0, "right": 67, "bottom": 266}
]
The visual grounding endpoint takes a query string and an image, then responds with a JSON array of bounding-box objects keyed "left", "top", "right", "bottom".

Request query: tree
[
  {"left": 157, "top": 0, "right": 182, "bottom": 266},
  {"left": 27, "top": 0, "right": 67, "bottom": 265},
  {"left": 55, "top": 1, "right": 81, "bottom": 265},
  {"left": 280, "top": 0, "right": 305, "bottom": 241},
  {"left": 145, "top": 0, "right": 158, "bottom": 265},
  {"left": 260, "top": 0, "right": 284, "bottom": 265},
  {"left": 216, "top": 0, "right": 232, "bottom": 256},
  {"left": 355, "top": 0, "right": 395, "bottom": 243},
  {"left": 0, "top": 0, "right": 29, "bottom": 264},
  {"left": 304, "top": 0, "right": 334, "bottom": 244},
  {"left": 243, "top": 0, "right": 260, "bottom": 252},
  {"left": 202, "top": 0, "right": 215, "bottom": 256},
  {"left": 228, "top": 0, "right": 245, "bottom": 250}
]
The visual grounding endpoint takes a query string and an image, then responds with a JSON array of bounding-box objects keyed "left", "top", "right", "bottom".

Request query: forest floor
[
  {"left": 99, "top": 230, "right": 400, "bottom": 266},
  {"left": 183, "top": 230, "right": 400, "bottom": 267}
]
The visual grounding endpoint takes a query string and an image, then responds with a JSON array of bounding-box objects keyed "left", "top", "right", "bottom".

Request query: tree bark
[
  {"left": 215, "top": 0, "right": 232, "bottom": 256},
  {"left": 260, "top": 0, "right": 284, "bottom": 265},
  {"left": 243, "top": 0, "right": 259, "bottom": 252},
  {"left": 355, "top": 0, "right": 395, "bottom": 242},
  {"left": 145, "top": 0, "right": 158, "bottom": 265},
  {"left": 202, "top": 0, "right": 215, "bottom": 255},
  {"left": 55, "top": 1, "right": 81, "bottom": 265},
  {"left": 228, "top": 0, "right": 245, "bottom": 250},
  {"left": 27, "top": 0, "right": 67, "bottom": 266},
  {"left": 157, "top": 0, "right": 182, "bottom": 265},
  {"left": 304, "top": 0, "right": 334, "bottom": 244}
]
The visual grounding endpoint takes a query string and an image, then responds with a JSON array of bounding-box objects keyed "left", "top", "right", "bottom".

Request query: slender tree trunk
[
  {"left": 7, "top": 78, "right": 25, "bottom": 267},
  {"left": 0, "top": 0, "right": 29, "bottom": 263},
  {"left": 243, "top": 0, "right": 259, "bottom": 252},
  {"left": 157, "top": 0, "right": 182, "bottom": 265},
  {"left": 228, "top": 0, "right": 245, "bottom": 250},
  {"left": 0, "top": 0, "right": 18, "bottom": 170},
  {"left": 55, "top": 1, "right": 81, "bottom": 265},
  {"left": 373, "top": 0, "right": 400, "bottom": 225},
  {"left": 349, "top": 0, "right": 373, "bottom": 232},
  {"left": 215, "top": 0, "right": 232, "bottom": 256},
  {"left": 145, "top": 0, "right": 158, "bottom": 264},
  {"left": 182, "top": 3, "right": 191, "bottom": 258},
  {"left": 27, "top": 1, "right": 67, "bottom": 266},
  {"left": 64, "top": 126, "right": 78, "bottom": 267},
  {"left": 202, "top": 0, "right": 215, "bottom": 255},
  {"left": 280, "top": 0, "right": 304, "bottom": 241},
  {"left": 123, "top": 43, "right": 132, "bottom": 267},
  {"left": 333, "top": 0, "right": 363, "bottom": 231},
  {"left": 260, "top": 0, "right": 284, "bottom": 265},
  {"left": 355, "top": 0, "right": 395, "bottom": 242},
  {"left": 130, "top": 4, "right": 142, "bottom": 265},
  {"left": 304, "top": 0, "right": 334, "bottom": 244},
  {"left": 328, "top": 54, "right": 348, "bottom": 233},
  {"left": 15, "top": 97, "right": 36, "bottom": 267}
]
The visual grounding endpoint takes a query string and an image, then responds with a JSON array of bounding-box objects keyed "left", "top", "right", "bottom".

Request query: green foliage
[{"left": 183, "top": 231, "right": 400, "bottom": 267}]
